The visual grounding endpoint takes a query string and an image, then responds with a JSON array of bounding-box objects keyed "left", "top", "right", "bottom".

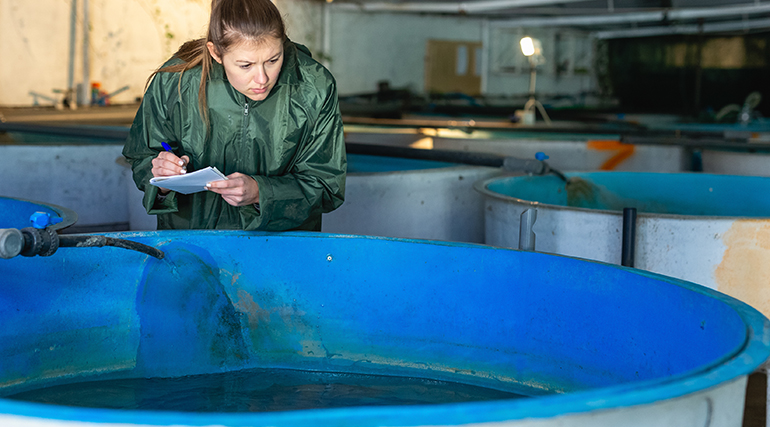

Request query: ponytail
[{"left": 146, "top": 39, "right": 213, "bottom": 125}]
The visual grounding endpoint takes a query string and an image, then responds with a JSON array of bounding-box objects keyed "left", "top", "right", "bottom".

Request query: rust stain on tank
[
  {"left": 715, "top": 220, "right": 770, "bottom": 318},
  {"left": 232, "top": 289, "right": 322, "bottom": 356},
  {"left": 234, "top": 289, "right": 267, "bottom": 331}
]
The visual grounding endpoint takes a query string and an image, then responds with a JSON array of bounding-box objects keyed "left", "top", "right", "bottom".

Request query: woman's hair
[{"left": 147, "top": 0, "right": 287, "bottom": 123}]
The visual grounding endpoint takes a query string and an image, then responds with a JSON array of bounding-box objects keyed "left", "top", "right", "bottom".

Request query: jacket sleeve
[
  {"left": 241, "top": 81, "right": 347, "bottom": 231},
  {"left": 122, "top": 72, "right": 182, "bottom": 215}
]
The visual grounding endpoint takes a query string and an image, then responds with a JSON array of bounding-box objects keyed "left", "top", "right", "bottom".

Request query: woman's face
[{"left": 208, "top": 36, "right": 284, "bottom": 102}]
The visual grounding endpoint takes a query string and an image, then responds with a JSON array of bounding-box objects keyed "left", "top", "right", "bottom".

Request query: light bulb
[{"left": 520, "top": 37, "right": 535, "bottom": 57}]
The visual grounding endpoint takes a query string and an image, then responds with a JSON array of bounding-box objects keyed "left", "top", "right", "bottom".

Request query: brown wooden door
[{"left": 425, "top": 40, "right": 482, "bottom": 96}]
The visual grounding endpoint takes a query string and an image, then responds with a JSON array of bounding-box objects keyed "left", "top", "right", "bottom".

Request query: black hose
[
  {"left": 59, "top": 235, "right": 164, "bottom": 259},
  {"left": 548, "top": 167, "right": 568, "bottom": 182},
  {"left": 346, "top": 142, "right": 571, "bottom": 179},
  {"left": 345, "top": 142, "right": 506, "bottom": 167},
  {"left": 350, "top": 141, "right": 578, "bottom": 182}
]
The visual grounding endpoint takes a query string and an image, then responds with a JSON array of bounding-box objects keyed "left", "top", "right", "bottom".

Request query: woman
[{"left": 123, "top": 0, "right": 346, "bottom": 231}]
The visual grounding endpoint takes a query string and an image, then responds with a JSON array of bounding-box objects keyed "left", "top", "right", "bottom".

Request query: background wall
[
  {"left": 484, "top": 26, "right": 596, "bottom": 102},
  {"left": 325, "top": 10, "right": 485, "bottom": 95},
  {"left": 1, "top": 1, "right": 209, "bottom": 107},
  {"left": 2, "top": 1, "right": 79, "bottom": 106},
  {"left": 323, "top": 9, "right": 597, "bottom": 101},
  {"left": 0, "top": 0, "right": 597, "bottom": 107}
]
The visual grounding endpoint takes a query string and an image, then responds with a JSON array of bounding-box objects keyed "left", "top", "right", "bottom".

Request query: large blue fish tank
[{"left": 0, "top": 224, "right": 768, "bottom": 425}]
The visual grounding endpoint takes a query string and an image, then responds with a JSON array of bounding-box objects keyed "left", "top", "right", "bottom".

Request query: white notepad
[{"left": 149, "top": 166, "right": 228, "bottom": 195}]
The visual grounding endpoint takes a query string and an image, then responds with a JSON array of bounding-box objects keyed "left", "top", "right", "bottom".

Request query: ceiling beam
[
  {"left": 332, "top": 0, "right": 588, "bottom": 14},
  {"left": 490, "top": 3, "right": 770, "bottom": 27},
  {"left": 333, "top": 0, "right": 770, "bottom": 22},
  {"left": 594, "top": 17, "right": 770, "bottom": 38},
  {"left": 493, "top": 10, "right": 664, "bottom": 26}
]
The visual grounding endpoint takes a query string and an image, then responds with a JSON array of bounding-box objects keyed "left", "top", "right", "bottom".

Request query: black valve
[
  {"left": 19, "top": 227, "right": 59, "bottom": 257},
  {"left": 1, "top": 227, "right": 64, "bottom": 259}
]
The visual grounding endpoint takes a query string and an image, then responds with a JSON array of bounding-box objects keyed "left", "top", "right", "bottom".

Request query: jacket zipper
[
  {"left": 242, "top": 101, "right": 249, "bottom": 143},
  {"left": 238, "top": 101, "right": 249, "bottom": 171}
]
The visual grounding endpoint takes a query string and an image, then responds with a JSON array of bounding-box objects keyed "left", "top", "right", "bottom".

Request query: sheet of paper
[{"left": 149, "top": 166, "right": 228, "bottom": 195}]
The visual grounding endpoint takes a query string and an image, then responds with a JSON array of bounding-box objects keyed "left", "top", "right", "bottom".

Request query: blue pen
[{"left": 161, "top": 141, "right": 186, "bottom": 171}]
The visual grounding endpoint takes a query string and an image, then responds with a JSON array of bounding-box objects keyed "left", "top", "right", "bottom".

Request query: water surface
[{"left": 7, "top": 368, "right": 528, "bottom": 412}]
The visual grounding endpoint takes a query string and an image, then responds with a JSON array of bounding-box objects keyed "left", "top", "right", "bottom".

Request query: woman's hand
[
  {"left": 205, "top": 173, "right": 260, "bottom": 207},
  {"left": 151, "top": 151, "right": 190, "bottom": 194}
]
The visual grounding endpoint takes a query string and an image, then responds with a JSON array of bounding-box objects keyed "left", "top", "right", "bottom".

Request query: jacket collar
[{"left": 278, "top": 39, "right": 302, "bottom": 86}]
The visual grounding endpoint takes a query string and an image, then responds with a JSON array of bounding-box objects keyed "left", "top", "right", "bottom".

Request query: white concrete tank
[
  {"left": 477, "top": 171, "right": 770, "bottom": 320},
  {"left": 322, "top": 154, "right": 500, "bottom": 243}
]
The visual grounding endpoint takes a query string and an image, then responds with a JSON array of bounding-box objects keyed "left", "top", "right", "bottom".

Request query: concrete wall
[
  {"left": 0, "top": 0, "right": 596, "bottom": 106},
  {"left": 0, "top": 144, "right": 132, "bottom": 231},
  {"left": 0, "top": 0, "right": 323, "bottom": 107},
  {"left": 2, "top": 1, "right": 75, "bottom": 107},
  {"left": 324, "top": 10, "right": 597, "bottom": 99},
  {"left": 483, "top": 25, "right": 596, "bottom": 98},
  {"left": 1, "top": 1, "right": 209, "bottom": 107},
  {"left": 325, "top": 10, "right": 485, "bottom": 95}
]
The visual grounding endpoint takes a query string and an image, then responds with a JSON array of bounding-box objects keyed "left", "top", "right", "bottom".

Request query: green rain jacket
[{"left": 122, "top": 40, "right": 346, "bottom": 231}]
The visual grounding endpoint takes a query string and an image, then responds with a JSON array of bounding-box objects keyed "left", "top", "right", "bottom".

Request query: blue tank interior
[
  {"left": 486, "top": 172, "right": 770, "bottom": 217},
  {"left": 0, "top": 230, "right": 767, "bottom": 426},
  {"left": 0, "top": 197, "right": 77, "bottom": 230}
]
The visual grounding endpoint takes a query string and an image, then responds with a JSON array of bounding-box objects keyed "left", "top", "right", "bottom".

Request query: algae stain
[
  {"left": 234, "top": 289, "right": 323, "bottom": 357},
  {"left": 234, "top": 289, "right": 266, "bottom": 332},
  {"left": 715, "top": 220, "right": 770, "bottom": 318}
]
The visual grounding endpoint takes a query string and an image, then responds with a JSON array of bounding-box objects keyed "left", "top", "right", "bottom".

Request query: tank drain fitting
[{"left": 522, "top": 152, "right": 567, "bottom": 181}]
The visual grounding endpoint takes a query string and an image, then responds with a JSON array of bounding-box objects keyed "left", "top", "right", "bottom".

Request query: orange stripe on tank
[{"left": 586, "top": 140, "right": 635, "bottom": 170}]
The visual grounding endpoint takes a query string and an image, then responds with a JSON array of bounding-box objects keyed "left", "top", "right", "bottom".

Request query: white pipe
[
  {"left": 334, "top": 0, "right": 770, "bottom": 18},
  {"left": 333, "top": 0, "right": 586, "bottom": 14},
  {"left": 671, "top": 3, "right": 770, "bottom": 20},
  {"left": 67, "top": 0, "right": 78, "bottom": 92},
  {"left": 594, "top": 17, "right": 770, "bottom": 39},
  {"left": 322, "top": 3, "right": 332, "bottom": 69},
  {"left": 494, "top": 11, "right": 664, "bottom": 27},
  {"left": 480, "top": 19, "right": 489, "bottom": 95},
  {"left": 81, "top": 0, "right": 90, "bottom": 106},
  {"left": 492, "top": 3, "right": 770, "bottom": 28}
]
